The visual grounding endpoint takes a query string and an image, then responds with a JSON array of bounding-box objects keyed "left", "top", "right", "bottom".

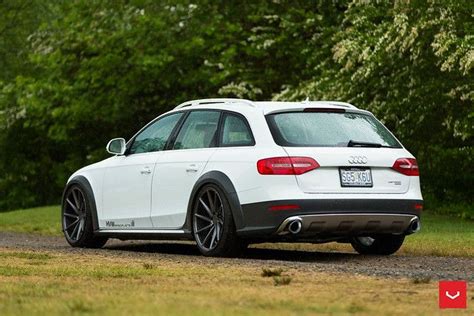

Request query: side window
[
  {"left": 173, "top": 111, "right": 220, "bottom": 150},
  {"left": 129, "top": 112, "right": 183, "bottom": 154},
  {"left": 221, "top": 113, "right": 254, "bottom": 146}
]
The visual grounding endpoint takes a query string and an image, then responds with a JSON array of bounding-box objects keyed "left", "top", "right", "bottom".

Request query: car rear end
[{"left": 241, "top": 103, "right": 422, "bottom": 244}]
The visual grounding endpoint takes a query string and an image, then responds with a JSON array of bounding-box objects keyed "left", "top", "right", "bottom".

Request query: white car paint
[{"left": 67, "top": 99, "right": 423, "bottom": 231}]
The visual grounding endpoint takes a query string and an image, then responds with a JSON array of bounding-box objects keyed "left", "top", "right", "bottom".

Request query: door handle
[
  {"left": 186, "top": 164, "right": 198, "bottom": 173},
  {"left": 140, "top": 167, "right": 151, "bottom": 175}
]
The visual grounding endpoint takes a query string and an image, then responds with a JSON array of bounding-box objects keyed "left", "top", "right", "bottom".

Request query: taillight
[
  {"left": 257, "top": 157, "right": 319, "bottom": 175},
  {"left": 392, "top": 158, "right": 419, "bottom": 176}
]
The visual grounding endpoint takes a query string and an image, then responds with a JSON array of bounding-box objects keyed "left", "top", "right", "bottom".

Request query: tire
[
  {"left": 62, "top": 184, "right": 108, "bottom": 248},
  {"left": 350, "top": 234, "right": 405, "bottom": 255},
  {"left": 192, "top": 184, "right": 246, "bottom": 257}
]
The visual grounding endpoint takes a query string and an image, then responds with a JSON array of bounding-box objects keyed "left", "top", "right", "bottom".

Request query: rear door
[
  {"left": 151, "top": 110, "right": 221, "bottom": 228},
  {"left": 266, "top": 109, "right": 411, "bottom": 194}
]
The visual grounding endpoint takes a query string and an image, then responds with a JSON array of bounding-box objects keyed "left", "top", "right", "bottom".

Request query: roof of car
[{"left": 174, "top": 98, "right": 359, "bottom": 115}]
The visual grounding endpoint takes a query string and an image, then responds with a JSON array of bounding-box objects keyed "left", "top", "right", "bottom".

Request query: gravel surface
[{"left": 0, "top": 231, "right": 472, "bottom": 281}]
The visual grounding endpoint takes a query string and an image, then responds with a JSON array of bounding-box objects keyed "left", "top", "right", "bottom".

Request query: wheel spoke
[
  {"left": 194, "top": 213, "right": 212, "bottom": 223},
  {"left": 75, "top": 220, "right": 84, "bottom": 240},
  {"left": 202, "top": 225, "right": 215, "bottom": 247},
  {"left": 196, "top": 223, "right": 213, "bottom": 234},
  {"left": 64, "top": 212, "right": 79, "bottom": 219},
  {"left": 199, "top": 198, "right": 213, "bottom": 218},
  {"left": 65, "top": 218, "right": 80, "bottom": 231},
  {"left": 72, "top": 189, "right": 81, "bottom": 210},
  {"left": 66, "top": 198, "right": 79, "bottom": 214},
  {"left": 70, "top": 221, "right": 80, "bottom": 240},
  {"left": 210, "top": 227, "right": 217, "bottom": 248}
]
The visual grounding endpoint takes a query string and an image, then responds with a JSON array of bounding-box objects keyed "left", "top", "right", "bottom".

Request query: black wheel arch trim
[
  {"left": 184, "top": 171, "right": 245, "bottom": 233},
  {"left": 62, "top": 176, "right": 100, "bottom": 232}
]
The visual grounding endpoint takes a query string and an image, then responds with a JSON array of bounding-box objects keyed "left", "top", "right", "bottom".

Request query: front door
[
  {"left": 101, "top": 112, "right": 185, "bottom": 229},
  {"left": 101, "top": 153, "right": 158, "bottom": 228}
]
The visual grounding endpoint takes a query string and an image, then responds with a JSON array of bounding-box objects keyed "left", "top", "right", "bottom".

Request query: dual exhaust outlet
[{"left": 283, "top": 216, "right": 421, "bottom": 235}]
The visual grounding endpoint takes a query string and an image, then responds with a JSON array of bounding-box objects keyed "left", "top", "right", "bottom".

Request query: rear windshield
[{"left": 266, "top": 111, "right": 402, "bottom": 148}]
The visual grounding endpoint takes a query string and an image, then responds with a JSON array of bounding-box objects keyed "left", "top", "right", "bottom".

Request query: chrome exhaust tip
[
  {"left": 288, "top": 219, "right": 303, "bottom": 235},
  {"left": 407, "top": 217, "right": 421, "bottom": 234}
]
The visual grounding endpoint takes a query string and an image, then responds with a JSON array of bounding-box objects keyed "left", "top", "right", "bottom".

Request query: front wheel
[
  {"left": 350, "top": 235, "right": 405, "bottom": 255},
  {"left": 62, "top": 184, "right": 108, "bottom": 248},
  {"left": 192, "top": 184, "right": 246, "bottom": 257}
]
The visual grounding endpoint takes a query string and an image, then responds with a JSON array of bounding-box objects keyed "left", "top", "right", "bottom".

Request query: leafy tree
[
  {"left": 277, "top": 0, "right": 473, "bottom": 201},
  {"left": 0, "top": 0, "right": 471, "bottom": 210}
]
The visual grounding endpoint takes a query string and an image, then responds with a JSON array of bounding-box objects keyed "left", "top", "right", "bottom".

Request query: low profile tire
[
  {"left": 192, "top": 184, "right": 246, "bottom": 257},
  {"left": 62, "top": 184, "right": 108, "bottom": 248},
  {"left": 350, "top": 235, "right": 405, "bottom": 255}
]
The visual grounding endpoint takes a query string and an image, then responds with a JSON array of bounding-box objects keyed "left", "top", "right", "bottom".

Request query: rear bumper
[
  {"left": 237, "top": 199, "right": 422, "bottom": 237},
  {"left": 276, "top": 213, "right": 420, "bottom": 236}
]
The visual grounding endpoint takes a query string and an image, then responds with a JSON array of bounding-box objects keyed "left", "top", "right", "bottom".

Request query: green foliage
[
  {"left": 276, "top": 0, "right": 473, "bottom": 201},
  {"left": 0, "top": 0, "right": 472, "bottom": 210}
]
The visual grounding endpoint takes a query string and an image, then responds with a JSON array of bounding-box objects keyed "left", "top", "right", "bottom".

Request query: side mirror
[{"left": 106, "top": 138, "right": 126, "bottom": 155}]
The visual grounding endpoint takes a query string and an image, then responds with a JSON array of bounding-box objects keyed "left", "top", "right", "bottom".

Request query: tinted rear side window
[
  {"left": 221, "top": 113, "right": 255, "bottom": 147},
  {"left": 266, "top": 111, "right": 401, "bottom": 148}
]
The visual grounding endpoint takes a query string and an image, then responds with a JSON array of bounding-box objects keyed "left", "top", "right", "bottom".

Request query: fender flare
[
  {"left": 62, "top": 176, "right": 100, "bottom": 232},
  {"left": 183, "top": 171, "right": 244, "bottom": 233}
]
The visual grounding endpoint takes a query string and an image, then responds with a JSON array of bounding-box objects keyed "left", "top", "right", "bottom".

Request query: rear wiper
[{"left": 347, "top": 140, "right": 382, "bottom": 148}]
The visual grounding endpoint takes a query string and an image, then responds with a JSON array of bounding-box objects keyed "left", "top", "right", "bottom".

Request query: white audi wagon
[{"left": 62, "top": 99, "right": 423, "bottom": 256}]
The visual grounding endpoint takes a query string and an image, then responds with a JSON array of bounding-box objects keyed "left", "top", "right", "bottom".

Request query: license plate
[{"left": 339, "top": 168, "right": 373, "bottom": 187}]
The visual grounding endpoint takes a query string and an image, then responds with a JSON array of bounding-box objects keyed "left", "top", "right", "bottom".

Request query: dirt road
[{"left": 0, "top": 231, "right": 472, "bottom": 281}]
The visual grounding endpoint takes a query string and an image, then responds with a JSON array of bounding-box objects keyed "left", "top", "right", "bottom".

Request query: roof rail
[{"left": 174, "top": 98, "right": 255, "bottom": 110}]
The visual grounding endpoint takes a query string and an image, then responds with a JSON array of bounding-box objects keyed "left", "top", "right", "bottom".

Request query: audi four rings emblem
[{"left": 348, "top": 156, "right": 368, "bottom": 164}]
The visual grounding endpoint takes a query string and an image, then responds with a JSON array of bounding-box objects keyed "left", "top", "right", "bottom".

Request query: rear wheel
[
  {"left": 62, "top": 185, "right": 108, "bottom": 248},
  {"left": 350, "top": 234, "right": 405, "bottom": 255},
  {"left": 192, "top": 184, "right": 246, "bottom": 257}
]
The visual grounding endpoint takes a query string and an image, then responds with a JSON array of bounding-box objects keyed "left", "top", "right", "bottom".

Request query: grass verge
[
  {"left": 1, "top": 205, "right": 474, "bottom": 257},
  {"left": 0, "top": 206, "right": 61, "bottom": 235},
  {"left": 0, "top": 248, "right": 472, "bottom": 315}
]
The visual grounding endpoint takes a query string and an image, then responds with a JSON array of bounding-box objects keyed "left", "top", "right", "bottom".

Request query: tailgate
[{"left": 283, "top": 147, "right": 410, "bottom": 194}]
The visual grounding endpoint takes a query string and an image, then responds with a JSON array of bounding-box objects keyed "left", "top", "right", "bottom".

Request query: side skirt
[{"left": 94, "top": 229, "right": 193, "bottom": 241}]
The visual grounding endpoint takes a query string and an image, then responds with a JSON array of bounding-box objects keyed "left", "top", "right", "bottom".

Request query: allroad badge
[{"left": 348, "top": 156, "right": 368, "bottom": 164}]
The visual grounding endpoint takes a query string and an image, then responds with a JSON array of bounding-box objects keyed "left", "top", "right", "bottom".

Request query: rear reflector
[
  {"left": 392, "top": 158, "right": 419, "bottom": 176},
  {"left": 257, "top": 157, "right": 319, "bottom": 175},
  {"left": 414, "top": 203, "right": 423, "bottom": 211},
  {"left": 268, "top": 204, "right": 301, "bottom": 211}
]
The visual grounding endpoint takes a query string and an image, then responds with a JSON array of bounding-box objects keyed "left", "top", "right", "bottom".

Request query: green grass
[
  {"left": 0, "top": 206, "right": 473, "bottom": 314},
  {"left": 402, "top": 213, "right": 474, "bottom": 257},
  {"left": 0, "top": 206, "right": 61, "bottom": 235},
  {"left": 0, "top": 249, "right": 472, "bottom": 316},
  {"left": 1, "top": 205, "right": 474, "bottom": 257}
]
